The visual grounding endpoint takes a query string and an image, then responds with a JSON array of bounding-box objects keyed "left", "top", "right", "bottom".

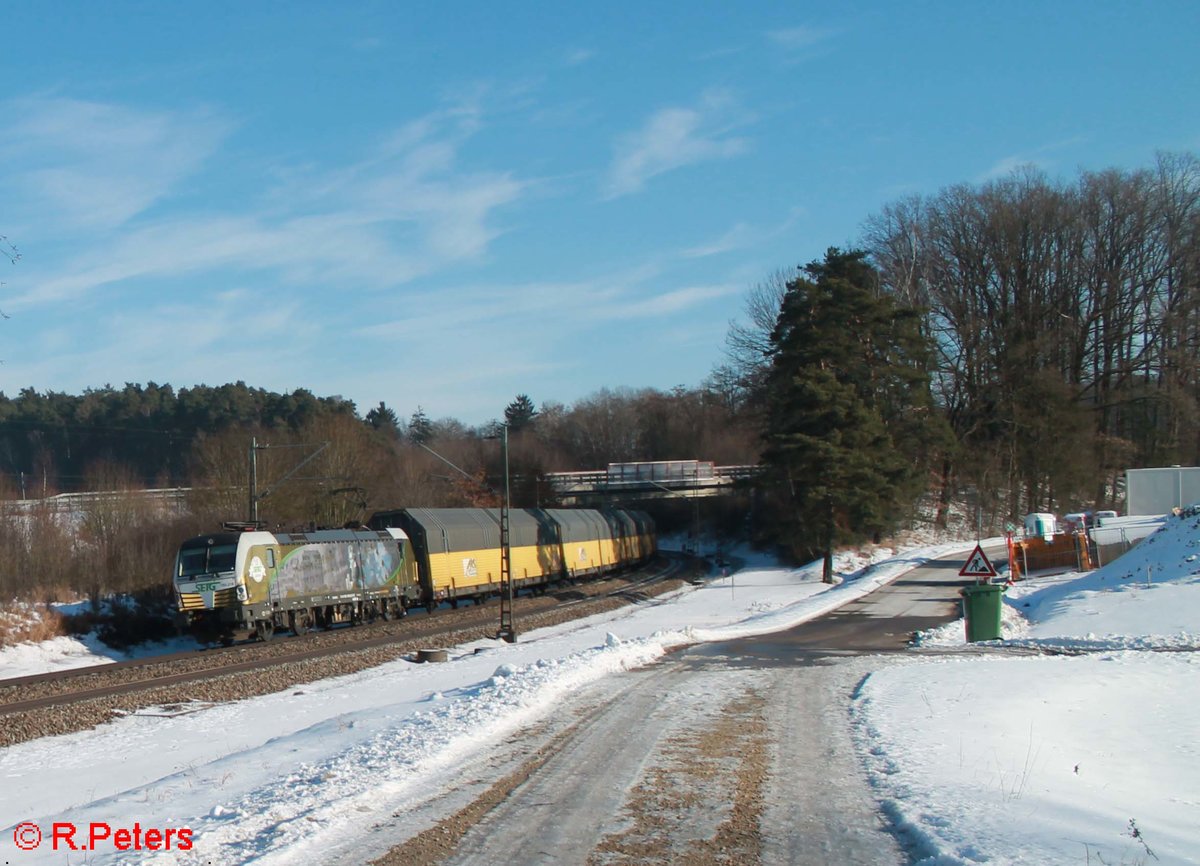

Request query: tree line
[
  {"left": 0, "top": 384, "right": 760, "bottom": 605},
  {"left": 867, "top": 153, "right": 1199, "bottom": 524},
  {"left": 0, "top": 381, "right": 357, "bottom": 494}
]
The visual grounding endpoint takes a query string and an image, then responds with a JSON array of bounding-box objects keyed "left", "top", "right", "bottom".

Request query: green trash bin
[{"left": 960, "top": 583, "right": 1005, "bottom": 642}]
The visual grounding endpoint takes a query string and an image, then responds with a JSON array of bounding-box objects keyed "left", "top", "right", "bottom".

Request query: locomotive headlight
[{"left": 237, "top": 585, "right": 248, "bottom": 601}]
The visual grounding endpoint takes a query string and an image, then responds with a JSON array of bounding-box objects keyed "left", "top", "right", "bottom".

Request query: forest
[{"left": 0, "top": 153, "right": 1196, "bottom": 611}]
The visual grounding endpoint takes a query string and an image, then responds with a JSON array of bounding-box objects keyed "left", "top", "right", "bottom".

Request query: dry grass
[{"left": 0, "top": 604, "right": 70, "bottom": 648}]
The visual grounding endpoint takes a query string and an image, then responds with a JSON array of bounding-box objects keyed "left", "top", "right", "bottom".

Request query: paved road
[
  {"left": 376, "top": 546, "right": 998, "bottom": 866},
  {"left": 686, "top": 552, "right": 987, "bottom": 667}
]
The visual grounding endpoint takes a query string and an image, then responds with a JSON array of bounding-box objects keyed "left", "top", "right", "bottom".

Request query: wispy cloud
[
  {"left": 976, "top": 137, "right": 1089, "bottom": 183},
  {"left": 5, "top": 97, "right": 525, "bottom": 312},
  {"left": 681, "top": 208, "right": 803, "bottom": 258},
  {"left": 767, "top": 26, "right": 836, "bottom": 53},
  {"left": 338, "top": 268, "right": 741, "bottom": 417},
  {"left": 977, "top": 155, "right": 1047, "bottom": 182},
  {"left": 0, "top": 97, "right": 232, "bottom": 231},
  {"left": 1, "top": 292, "right": 311, "bottom": 397},
  {"left": 563, "top": 48, "right": 596, "bottom": 66},
  {"left": 694, "top": 45, "right": 746, "bottom": 62},
  {"left": 355, "top": 267, "right": 737, "bottom": 342},
  {"left": 353, "top": 37, "right": 383, "bottom": 52},
  {"left": 603, "top": 91, "right": 750, "bottom": 199},
  {"left": 605, "top": 283, "right": 741, "bottom": 318}
]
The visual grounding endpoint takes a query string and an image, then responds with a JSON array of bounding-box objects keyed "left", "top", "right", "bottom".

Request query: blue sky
[{"left": 2, "top": 1, "right": 1197, "bottom": 425}]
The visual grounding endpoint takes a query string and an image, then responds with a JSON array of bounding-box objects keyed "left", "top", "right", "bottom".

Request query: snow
[
  {"left": 0, "top": 632, "right": 206, "bottom": 680},
  {"left": 873, "top": 510, "right": 1200, "bottom": 864},
  {"left": 0, "top": 596, "right": 207, "bottom": 681},
  {"left": 0, "top": 514, "right": 1197, "bottom": 865}
]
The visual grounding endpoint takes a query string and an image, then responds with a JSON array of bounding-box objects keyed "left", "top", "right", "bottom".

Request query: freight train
[{"left": 173, "top": 507, "right": 655, "bottom": 639}]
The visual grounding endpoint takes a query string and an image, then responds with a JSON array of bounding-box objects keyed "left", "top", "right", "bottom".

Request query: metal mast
[{"left": 497, "top": 423, "right": 516, "bottom": 643}]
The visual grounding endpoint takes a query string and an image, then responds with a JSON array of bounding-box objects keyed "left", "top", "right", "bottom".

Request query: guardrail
[{"left": 0, "top": 488, "right": 193, "bottom": 513}]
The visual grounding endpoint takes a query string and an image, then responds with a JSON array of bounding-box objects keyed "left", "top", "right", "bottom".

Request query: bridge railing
[{"left": 544, "top": 464, "right": 758, "bottom": 493}]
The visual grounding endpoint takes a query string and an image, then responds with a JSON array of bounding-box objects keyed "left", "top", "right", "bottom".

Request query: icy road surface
[{"left": 370, "top": 547, "right": 982, "bottom": 865}]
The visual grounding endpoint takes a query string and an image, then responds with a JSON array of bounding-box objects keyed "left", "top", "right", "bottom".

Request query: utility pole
[
  {"left": 497, "top": 423, "right": 516, "bottom": 643},
  {"left": 248, "top": 438, "right": 330, "bottom": 524},
  {"left": 249, "top": 437, "right": 258, "bottom": 523}
]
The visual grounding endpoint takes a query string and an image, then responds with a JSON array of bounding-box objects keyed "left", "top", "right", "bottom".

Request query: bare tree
[
  {"left": 864, "top": 153, "right": 1200, "bottom": 522},
  {"left": 718, "top": 269, "right": 795, "bottom": 402}
]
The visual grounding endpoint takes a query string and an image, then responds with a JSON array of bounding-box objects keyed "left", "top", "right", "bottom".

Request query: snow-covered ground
[
  {"left": 0, "top": 598, "right": 206, "bottom": 681},
  {"left": 0, "top": 514, "right": 1196, "bottom": 865},
  {"left": 866, "top": 510, "right": 1200, "bottom": 865},
  {"left": 0, "top": 632, "right": 205, "bottom": 680}
]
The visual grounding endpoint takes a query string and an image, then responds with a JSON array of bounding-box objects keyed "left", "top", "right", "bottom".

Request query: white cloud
[
  {"left": 602, "top": 284, "right": 741, "bottom": 319},
  {"left": 603, "top": 93, "right": 750, "bottom": 198},
  {"left": 1, "top": 97, "right": 232, "bottom": 230},
  {"left": 0, "top": 292, "right": 311, "bottom": 398},
  {"left": 976, "top": 155, "right": 1049, "bottom": 182},
  {"left": 5, "top": 99, "right": 525, "bottom": 312},
  {"left": 976, "top": 137, "right": 1089, "bottom": 183},
  {"left": 344, "top": 271, "right": 739, "bottom": 420},
  {"left": 356, "top": 270, "right": 737, "bottom": 346},
  {"left": 681, "top": 208, "right": 803, "bottom": 259},
  {"left": 564, "top": 48, "right": 596, "bottom": 66},
  {"left": 767, "top": 26, "right": 835, "bottom": 51}
]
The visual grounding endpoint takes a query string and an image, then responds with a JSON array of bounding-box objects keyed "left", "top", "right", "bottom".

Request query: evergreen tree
[
  {"left": 761, "top": 248, "right": 944, "bottom": 579},
  {"left": 365, "top": 401, "right": 400, "bottom": 436},
  {"left": 504, "top": 394, "right": 538, "bottom": 432},
  {"left": 407, "top": 406, "right": 434, "bottom": 444}
]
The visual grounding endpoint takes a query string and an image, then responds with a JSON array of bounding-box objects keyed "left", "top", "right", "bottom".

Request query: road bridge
[{"left": 545, "top": 460, "right": 757, "bottom": 505}]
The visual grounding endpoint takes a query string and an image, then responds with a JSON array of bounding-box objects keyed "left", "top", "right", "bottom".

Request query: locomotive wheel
[
  {"left": 254, "top": 620, "right": 274, "bottom": 642},
  {"left": 290, "top": 610, "right": 315, "bottom": 635}
]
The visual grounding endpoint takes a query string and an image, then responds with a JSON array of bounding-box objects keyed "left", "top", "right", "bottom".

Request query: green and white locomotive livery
[
  {"left": 174, "top": 525, "right": 420, "bottom": 639},
  {"left": 174, "top": 507, "right": 657, "bottom": 639}
]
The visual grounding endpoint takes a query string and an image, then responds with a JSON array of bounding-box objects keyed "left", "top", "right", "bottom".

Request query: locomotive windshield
[{"left": 177, "top": 543, "right": 238, "bottom": 578}]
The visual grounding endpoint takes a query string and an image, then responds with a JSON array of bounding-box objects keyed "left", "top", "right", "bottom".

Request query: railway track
[{"left": 0, "top": 554, "right": 690, "bottom": 732}]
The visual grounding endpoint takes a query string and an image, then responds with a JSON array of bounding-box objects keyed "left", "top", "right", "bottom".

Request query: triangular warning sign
[{"left": 959, "top": 544, "right": 997, "bottom": 578}]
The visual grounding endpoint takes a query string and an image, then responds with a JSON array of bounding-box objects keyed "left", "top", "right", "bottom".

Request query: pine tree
[
  {"left": 504, "top": 394, "right": 538, "bottom": 432},
  {"left": 407, "top": 406, "right": 434, "bottom": 444},
  {"left": 761, "top": 248, "right": 944, "bottom": 578},
  {"left": 365, "top": 401, "right": 400, "bottom": 436}
]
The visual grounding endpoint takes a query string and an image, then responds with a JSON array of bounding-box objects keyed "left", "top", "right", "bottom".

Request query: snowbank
[{"left": 862, "top": 511, "right": 1200, "bottom": 864}]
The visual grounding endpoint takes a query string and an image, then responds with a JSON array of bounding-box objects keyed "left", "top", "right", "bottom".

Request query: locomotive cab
[{"left": 174, "top": 531, "right": 249, "bottom": 628}]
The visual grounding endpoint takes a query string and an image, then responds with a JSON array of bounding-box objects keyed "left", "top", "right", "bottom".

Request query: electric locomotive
[{"left": 173, "top": 522, "right": 419, "bottom": 639}]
